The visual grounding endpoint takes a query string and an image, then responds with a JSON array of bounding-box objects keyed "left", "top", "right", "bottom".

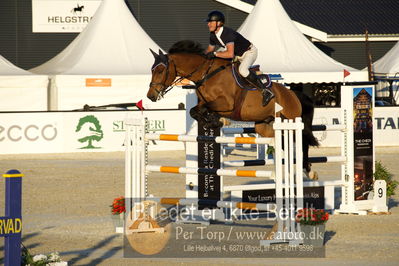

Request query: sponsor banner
[
  {"left": 313, "top": 107, "right": 399, "bottom": 147},
  {"left": 32, "top": 0, "right": 101, "bottom": 33},
  {"left": 85, "top": 78, "right": 112, "bottom": 87},
  {"left": 0, "top": 110, "right": 186, "bottom": 154},
  {"left": 224, "top": 107, "right": 398, "bottom": 147},
  {"left": 242, "top": 187, "right": 325, "bottom": 209},
  {"left": 352, "top": 87, "right": 374, "bottom": 201},
  {"left": 197, "top": 123, "right": 221, "bottom": 202}
]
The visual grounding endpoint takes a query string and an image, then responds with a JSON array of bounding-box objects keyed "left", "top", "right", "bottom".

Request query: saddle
[{"left": 232, "top": 63, "right": 272, "bottom": 90}]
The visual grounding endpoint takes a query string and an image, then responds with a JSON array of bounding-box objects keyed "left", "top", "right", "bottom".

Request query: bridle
[
  {"left": 149, "top": 54, "right": 232, "bottom": 104},
  {"left": 149, "top": 60, "right": 177, "bottom": 100},
  {"left": 150, "top": 55, "right": 213, "bottom": 100}
]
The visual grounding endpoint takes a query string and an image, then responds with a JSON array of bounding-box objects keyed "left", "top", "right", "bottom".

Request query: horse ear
[
  {"left": 160, "top": 54, "right": 167, "bottom": 64},
  {"left": 158, "top": 50, "right": 168, "bottom": 63},
  {"left": 150, "top": 49, "right": 158, "bottom": 59}
]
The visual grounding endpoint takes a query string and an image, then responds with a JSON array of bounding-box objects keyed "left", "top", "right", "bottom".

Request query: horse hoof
[
  {"left": 308, "top": 171, "right": 319, "bottom": 180},
  {"left": 220, "top": 117, "right": 231, "bottom": 126},
  {"left": 303, "top": 169, "right": 318, "bottom": 180},
  {"left": 303, "top": 170, "right": 310, "bottom": 180},
  {"left": 204, "top": 121, "right": 223, "bottom": 129}
]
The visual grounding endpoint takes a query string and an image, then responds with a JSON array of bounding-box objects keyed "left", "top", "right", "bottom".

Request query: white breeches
[{"left": 238, "top": 45, "right": 258, "bottom": 77}]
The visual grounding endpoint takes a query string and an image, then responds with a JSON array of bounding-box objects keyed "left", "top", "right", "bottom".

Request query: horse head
[{"left": 147, "top": 49, "right": 177, "bottom": 102}]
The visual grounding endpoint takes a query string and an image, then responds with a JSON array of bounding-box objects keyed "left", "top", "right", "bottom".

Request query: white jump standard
[{"left": 126, "top": 116, "right": 307, "bottom": 245}]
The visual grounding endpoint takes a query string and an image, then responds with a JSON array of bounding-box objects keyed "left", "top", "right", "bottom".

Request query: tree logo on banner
[{"left": 75, "top": 115, "right": 104, "bottom": 149}]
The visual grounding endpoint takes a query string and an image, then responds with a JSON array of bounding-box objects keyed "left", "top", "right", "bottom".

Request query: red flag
[
  {"left": 343, "top": 69, "right": 351, "bottom": 78},
  {"left": 136, "top": 99, "right": 144, "bottom": 110}
]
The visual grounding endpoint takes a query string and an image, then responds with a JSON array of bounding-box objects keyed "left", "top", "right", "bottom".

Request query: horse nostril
[{"left": 148, "top": 95, "right": 156, "bottom": 102}]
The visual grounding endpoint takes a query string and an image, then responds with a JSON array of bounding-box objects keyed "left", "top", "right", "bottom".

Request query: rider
[{"left": 205, "top": 10, "right": 274, "bottom": 106}]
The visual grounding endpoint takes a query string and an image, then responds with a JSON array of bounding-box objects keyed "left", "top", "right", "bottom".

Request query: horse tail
[{"left": 294, "top": 91, "right": 319, "bottom": 147}]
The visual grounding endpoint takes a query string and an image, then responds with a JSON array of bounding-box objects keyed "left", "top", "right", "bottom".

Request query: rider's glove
[{"left": 205, "top": 52, "right": 216, "bottom": 59}]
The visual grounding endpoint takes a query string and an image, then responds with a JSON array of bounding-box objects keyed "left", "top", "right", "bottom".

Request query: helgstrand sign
[{"left": 32, "top": 0, "right": 101, "bottom": 33}]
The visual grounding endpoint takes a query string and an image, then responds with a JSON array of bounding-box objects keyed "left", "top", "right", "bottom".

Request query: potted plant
[
  {"left": 22, "top": 245, "right": 68, "bottom": 266},
  {"left": 374, "top": 161, "right": 398, "bottom": 199},
  {"left": 296, "top": 208, "right": 329, "bottom": 247},
  {"left": 110, "top": 196, "right": 125, "bottom": 232}
]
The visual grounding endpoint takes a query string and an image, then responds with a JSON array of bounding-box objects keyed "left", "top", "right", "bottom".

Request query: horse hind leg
[
  {"left": 294, "top": 91, "right": 320, "bottom": 180},
  {"left": 302, "top": 135, "right": 318, "bottom": 180},
  {"left": 254, "top": 119, "right": 274, "bottom": 138}
]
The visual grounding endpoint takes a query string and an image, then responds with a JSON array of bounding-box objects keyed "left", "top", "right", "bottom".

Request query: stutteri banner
[
  {"left": 32, "top": 0, "right": 101, "bottom": 33},
  {"left": 0, "top": 110, "right": 186, "bottom": 154}
]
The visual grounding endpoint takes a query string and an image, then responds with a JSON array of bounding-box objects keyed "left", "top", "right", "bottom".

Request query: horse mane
[{"left": 168, "top": 40, "right": 205, "bottom": 55}]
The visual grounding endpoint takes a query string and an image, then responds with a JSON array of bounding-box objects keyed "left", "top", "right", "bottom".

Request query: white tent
[
  {"left": 0, "top": 55, "right": 48, "bottom": 111},
  {"left": 373, "top": 41, "right": 399, "bottom": 104},
  {"left": 1, "top": 55, "right": 32, "bottom": 75},
  {"left": 238, "top": 0, "right": 367, "bottom": 82},
  {"left": 30, "top": 0, "right": 187, "bottom": 110},
  {"left": 373, "top": 41, "right": 399, "bottom": 76}
]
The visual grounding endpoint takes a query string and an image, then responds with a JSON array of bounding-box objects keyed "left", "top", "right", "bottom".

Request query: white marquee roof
[
  {"left": 238, "top": 0, "right": 357, "bottom": 74},
  {"left": 0, "top": 54, "right": 32, "bottom": 75},
  {"left": 373, "top": 41, "right": 399, "bottom": 76}
]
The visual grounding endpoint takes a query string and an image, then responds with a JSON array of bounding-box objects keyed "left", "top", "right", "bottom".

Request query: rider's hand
[{"left": 205, "top": 52, "right": 216, "bottom": 59}]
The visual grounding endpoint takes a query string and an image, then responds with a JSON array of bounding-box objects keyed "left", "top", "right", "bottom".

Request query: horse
[
  {"left": 71, "top": 5, "right": 84, "bottom": 14},
  {"left": 147, "top": 40, "right": 319, "bottom": 176}
]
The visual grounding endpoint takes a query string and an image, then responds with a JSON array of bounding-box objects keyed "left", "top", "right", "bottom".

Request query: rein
[
  {"left": 150, "top": 55, "right": 234, "bottom": 113},
  {"left": 149, "top": 61, "right": 176, "bottom": 99},
  {"left": 150, "top": 57, "right": 211, "bottom": 100},
  {"left": 194, "top": 61, "right": 232, "bottom": 105}
]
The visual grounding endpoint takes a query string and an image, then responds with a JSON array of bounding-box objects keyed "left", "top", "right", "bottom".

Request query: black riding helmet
[{"left": 206, "top": 10, "right": 225, "bottom": 23}]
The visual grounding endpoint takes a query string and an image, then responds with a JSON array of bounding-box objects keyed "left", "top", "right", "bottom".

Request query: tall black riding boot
[{"left": 246, "top": 72, "right": 275, "bottom": 106}]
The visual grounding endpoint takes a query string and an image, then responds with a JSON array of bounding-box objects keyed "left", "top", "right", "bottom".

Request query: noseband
[{"left": 150, "top": 60, "right": 175, "bottom": 99}]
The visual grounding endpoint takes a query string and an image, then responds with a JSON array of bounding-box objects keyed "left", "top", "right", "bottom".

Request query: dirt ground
[{"left": 0, "top": 147, "right": 399, "bottom": 265}]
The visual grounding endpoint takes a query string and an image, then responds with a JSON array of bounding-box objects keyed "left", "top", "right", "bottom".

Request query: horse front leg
[
  {"left": 189, "top": 103, "right": 223, "bottom": 128},
  {"left": 189, "top": 105, "right": 207, "bottom": 124},
  {"left": 202, "top": 96, "right": 236, "bottom": 128}
]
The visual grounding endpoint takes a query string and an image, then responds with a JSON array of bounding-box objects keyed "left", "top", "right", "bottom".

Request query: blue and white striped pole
[{"left": 1, "top": 169, "right": 23, "bottom": 266}]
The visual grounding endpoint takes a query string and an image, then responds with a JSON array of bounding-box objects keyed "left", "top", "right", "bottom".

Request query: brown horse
[{"left": 147, "top": 40, "right": 318, "bottom": 174}]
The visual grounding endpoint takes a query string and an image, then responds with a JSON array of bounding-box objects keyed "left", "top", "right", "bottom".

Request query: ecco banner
[{"left": 32, "top": 0, "right": 101, "bottom": 33}]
